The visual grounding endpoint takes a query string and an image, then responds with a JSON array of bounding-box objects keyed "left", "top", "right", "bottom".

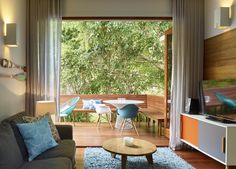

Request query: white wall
[
  {"left": 205, "top": 0, "right": 236, "bottom": 39},
  {"left": 62, "top": 0, "right": 172, "bottom": 17},
  {"left": 0, "top": 0, "right": 26, "bottom": 121}
]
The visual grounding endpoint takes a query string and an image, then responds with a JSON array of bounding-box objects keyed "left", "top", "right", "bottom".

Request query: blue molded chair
[
  {"left": 117, "top": 104, "right": 139, "bottom": 136},
  {"left": 60, "top": 96, "right": 80, "bottom": 125},
  {"left": 215, "top": 92, "right": 236, "bottom": 111}
]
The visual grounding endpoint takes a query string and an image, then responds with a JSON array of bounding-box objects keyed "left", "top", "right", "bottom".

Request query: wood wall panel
[
  {"left": 147, "top": 95, "right": 165, "bottom": 113},
  {"left": 204, "top": 28, "right": 236, "bottom": 80}
]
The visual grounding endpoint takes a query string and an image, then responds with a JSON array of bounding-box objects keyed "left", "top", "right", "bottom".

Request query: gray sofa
[{"left": 0, "top": 112, "right": 76, "bottom": 169}]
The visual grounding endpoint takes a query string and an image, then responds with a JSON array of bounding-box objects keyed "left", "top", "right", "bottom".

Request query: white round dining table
[{"left": 103, "top": 99, "right": 144, "bottom": 129}]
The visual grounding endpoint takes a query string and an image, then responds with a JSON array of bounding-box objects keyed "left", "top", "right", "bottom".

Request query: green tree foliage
[{"left": 61, "top": 21, "right": 172, "bottom": 95}]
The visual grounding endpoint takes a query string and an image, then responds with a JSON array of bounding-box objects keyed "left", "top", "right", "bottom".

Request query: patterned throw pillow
[
  {"left": 17, "top": 117, "right": 58, "bottom": 161},
  {"left": 82, "top": 100, "right": 102, "bottom": 110},
  {"left": 22, "top": 113, "right": 61, "bottom": 142}
]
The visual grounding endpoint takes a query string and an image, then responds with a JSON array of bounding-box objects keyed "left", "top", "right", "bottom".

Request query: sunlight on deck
[{"left": 57, "top": 122, "right": 169, "bottom": 147}]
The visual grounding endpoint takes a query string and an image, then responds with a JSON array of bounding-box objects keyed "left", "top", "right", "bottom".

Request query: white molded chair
[{"left": 95, "top": 104, "right": 113, "bottom": 129}]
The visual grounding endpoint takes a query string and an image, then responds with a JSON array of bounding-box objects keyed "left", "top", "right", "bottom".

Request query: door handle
[{"left": 221, "top": 137, "right": 226, "bottom": 153}]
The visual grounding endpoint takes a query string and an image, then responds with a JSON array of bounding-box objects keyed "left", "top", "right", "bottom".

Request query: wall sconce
[
  {"left": 214, "top": 7, "right": 231, "bottom": 29},
  {"left": 4, "top": 23, "right": 17, "bottom": 47}
]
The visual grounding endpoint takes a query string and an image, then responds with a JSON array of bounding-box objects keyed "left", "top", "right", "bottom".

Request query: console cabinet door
[
  {"left": 181, "top": 115, "right": 199, "bottom": 147},
  {"left": 226, "top": 127, "right": 236, "bottom": 165},
  {"left": 198, "top": 121, "right": 226, "bottom": 163}
]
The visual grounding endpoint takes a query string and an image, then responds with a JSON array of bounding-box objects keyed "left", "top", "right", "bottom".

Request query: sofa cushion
[
  {"left": 19, "top": 157, "right": 72, "bottom": 169},
  {"left": 23, "top": 112, "right": 61, "bottom": 141},
  {"left": 17, "top": 117, "right": 58, "bottom": 161},
  {"left": 35, "top": 139, "right": 76, "bottom": 167},
  {"left": 56, "top": 125, "right": 73, "bottom": 140},
  {"left": 0, "top": 123, "right": 24, "bottom": 169},
  {"left": 2, "top": 111, "right": 28, "bottom": 123},
  {"left": 9, "top": 121, "right": 29, "bottom": 161},
  {"left": 2, "top": 112, "right": 29, "bottom": 161}
]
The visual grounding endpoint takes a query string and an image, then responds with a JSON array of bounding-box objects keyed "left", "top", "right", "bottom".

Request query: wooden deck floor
[{"left": 71, "top": 122, "right": 169, "bottom": 147}]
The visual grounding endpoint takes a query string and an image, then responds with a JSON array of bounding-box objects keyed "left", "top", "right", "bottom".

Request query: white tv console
[{"left": 181, "top": 113, "right": 236, "bottom": 169}]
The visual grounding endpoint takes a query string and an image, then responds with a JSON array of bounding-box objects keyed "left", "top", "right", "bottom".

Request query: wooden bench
[
  {"left": 60, "top": 94, "right": 165, "bottom": 135},
  {"left": 139, "top": 95, "right": 165, "bottom": 135}
]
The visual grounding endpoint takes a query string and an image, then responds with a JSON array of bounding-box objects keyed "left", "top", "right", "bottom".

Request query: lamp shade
[{"left": 35, "top": 100, "right": 56, "bottom": 116}]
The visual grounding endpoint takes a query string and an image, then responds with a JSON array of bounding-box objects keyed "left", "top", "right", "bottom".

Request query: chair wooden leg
[
  {"left": 132, "top": 120, "right": 139, "bottom": 136},
  {"left": 136, "top": 113, "right": 140, "bottom": 128},
  {"left": 111, "top": 113, "right": 115, "bottom": 123},
  {"left": 99, "top": 114, "right": 102, "bottom": 127},
  {"left": 106, "top": 114, "right": 113, "bottom": 129},
  {"left": 148, "top": 118, "right": 151, "bottom": 128},
  {"left": 96, "top": 114, "right": 101, "bottom": 127},
  {"left": 96, "top": 115, "right": 99, "bottom": 126},
  {"left": 120, "top": 119, "right": 125, "bottom": 131},
  {"left": 121, "top": 119, "right": 126, "bottom": 135}
]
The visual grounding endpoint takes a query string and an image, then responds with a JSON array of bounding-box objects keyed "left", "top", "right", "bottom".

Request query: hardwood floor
[
  {"left": 71, "top": 122, "right": 169, "bottom": 147},
  {"left": 75, "top": 148, "right": 84, "bottom": 169},
  {"left": 76, "top": 148, "right": 227, "bottom": 169},
  {"left": 63, "top": 122, "right": 231, "bottom": 169},
  {"left": 176, "top": 150, "right": 226, "bottom": 169}
]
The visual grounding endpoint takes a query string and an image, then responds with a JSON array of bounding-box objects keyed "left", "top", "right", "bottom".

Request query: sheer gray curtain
[
  {"left": 170, "top": 0, "right": 204, "bottom": 149},
  {"left": 26, "top": 0, "right": 61, "bottom": 116}
]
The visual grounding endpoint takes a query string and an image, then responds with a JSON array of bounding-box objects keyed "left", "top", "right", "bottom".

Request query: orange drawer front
[{"left": 181, "top": 115, "right": 199, "bottom": 147}]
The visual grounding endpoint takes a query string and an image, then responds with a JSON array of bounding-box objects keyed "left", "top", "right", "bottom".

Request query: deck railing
[{"left": 60, "top": 94, "right": 165, "bottom": 113}]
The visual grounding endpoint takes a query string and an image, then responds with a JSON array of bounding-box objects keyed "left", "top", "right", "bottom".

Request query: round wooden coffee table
[{"left": 102, "top": 138, "right": 156, "bottom": 169}]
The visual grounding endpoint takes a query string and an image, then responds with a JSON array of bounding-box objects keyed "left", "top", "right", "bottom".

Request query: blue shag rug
[{"left": 84, "top": 147, "right": 195, "bottom": 169}]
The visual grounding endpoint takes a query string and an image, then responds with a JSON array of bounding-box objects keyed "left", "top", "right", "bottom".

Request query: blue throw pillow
[
  {"left": 92, "top": 100, "right": 102, "bottom": 109},
  {"left": 16, "top": 117, "right": 58, "bottom": 161}
]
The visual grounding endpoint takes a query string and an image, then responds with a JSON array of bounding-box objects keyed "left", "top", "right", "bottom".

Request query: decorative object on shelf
[
  {"left": 123, "top": 137, "right": 134, "bottom": 146},
  {"left": 185, "top": 98, "right": 200, "bottom": 114},
  {"left": 0, "top": 72, "right": 26, "bottom": 81},
  {"left": 0, "top": 57, "right": 26, "bottom": 72}
]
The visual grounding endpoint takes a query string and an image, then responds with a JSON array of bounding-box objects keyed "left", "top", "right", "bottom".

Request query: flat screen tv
[{"left": 200, "top": 79, "right": 236, "bottom": 123}]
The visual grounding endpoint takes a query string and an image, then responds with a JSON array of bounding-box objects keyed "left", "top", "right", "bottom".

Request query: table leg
[
  {"left": 121, "top": 155, "right": 127, "bottom": 169},
  {"left": 146, "top": 154, "right": 154, "bottom": 165},
  {"left": 111, "top": 153, "right": 116, "bottom": 158}
]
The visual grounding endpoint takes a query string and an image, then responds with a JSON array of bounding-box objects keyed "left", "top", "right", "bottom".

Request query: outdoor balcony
[{"left": 59, "top": 94, "right": 169, "bottom": 147}]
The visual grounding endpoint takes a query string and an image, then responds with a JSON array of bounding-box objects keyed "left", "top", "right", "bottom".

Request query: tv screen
[{"left": 201, "top": 79, "right": 236, "bottom": 122}]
